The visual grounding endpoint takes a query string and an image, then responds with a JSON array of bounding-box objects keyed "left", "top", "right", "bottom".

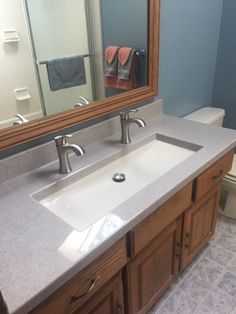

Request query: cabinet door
[
  {"left": 127, "top": 218, "right": 182, "bottom": 314},
  {"left": 74, "top": 272, "right": 124, "bottom": 314},
  {"left": 181, "top": 182, "right": 221, "bottom": 270}
]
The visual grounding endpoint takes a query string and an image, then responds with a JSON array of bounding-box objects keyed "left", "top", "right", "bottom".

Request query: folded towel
[
  {"left": 118, "top": 47, "right": 135, "bottom": 80},
  {"left": 104, "top": 46, "right": 120, "bottom": 77},
  {"left": 46, "top": 55, "right": 86, "bottom": 91}
]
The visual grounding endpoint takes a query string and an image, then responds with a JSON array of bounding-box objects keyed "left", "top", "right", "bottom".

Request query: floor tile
[
  {"left": 194, "top": 305, "right": 213, "bottom": 314},
  {"left": 217, "top": 216, "right": 236, "bottom": 236},
  {"left": 227, "top": 256, "right": 236, "bottom": 275},
  {"left": 202, "top": 286, "right": 236, "bottom": 314},
  {"left": 218, "top": 272, "right": 236, "bottom": 297},
  {"left": 204, "top": 243, "right": 234, "bottom": 267},
  {"left": 157, "top": 288, "right": 198, "bottom": 314},
  {"left": 190, "top": 256, "right": 223, "bottom": 285},
  {"left": 178, "top": 272, "right": 211, "bottom": 303},
  {"left": 215, "top": 231, "right": 236, "bottom": 252}
]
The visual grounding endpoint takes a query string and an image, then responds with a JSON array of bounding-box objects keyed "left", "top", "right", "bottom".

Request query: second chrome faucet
[{"left": 120, "top": 109, "right": 146, "bottom": 144}]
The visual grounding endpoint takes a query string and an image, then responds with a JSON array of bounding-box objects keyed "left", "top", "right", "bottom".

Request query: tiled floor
[{"left": 148, "top": 215, "right": 236, "bottom": 314}]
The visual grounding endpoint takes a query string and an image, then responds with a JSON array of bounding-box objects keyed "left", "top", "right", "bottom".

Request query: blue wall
[
  {"left": 159, "top": 0, "right": 223, "bottom": 117},
  {"left": 212, "top": 0, "right": 236, "bottom": 129}
]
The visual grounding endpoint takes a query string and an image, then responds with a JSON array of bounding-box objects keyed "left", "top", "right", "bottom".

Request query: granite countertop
[{"left": 1, "top": 113, "right": 236, "bottom": 314}]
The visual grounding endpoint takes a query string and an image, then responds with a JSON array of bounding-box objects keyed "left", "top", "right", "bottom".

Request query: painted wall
[
  {"left": 0, "top": 0, "right": 42, "bottom": 129},
  {"left": 212, "top": 0, "right": 236, "bottom": 130},
  {"left": 159, "top": 0, "right": 223, "bottom": 117}
]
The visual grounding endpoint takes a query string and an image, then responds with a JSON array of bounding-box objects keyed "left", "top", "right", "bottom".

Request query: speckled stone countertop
[{"left": 1, "top": 102, "right": 236, "bottom": 314}]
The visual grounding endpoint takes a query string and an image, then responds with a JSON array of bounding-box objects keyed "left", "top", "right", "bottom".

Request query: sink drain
[{"left": 112, "top": 173, "right": 126, "bottom": 183}]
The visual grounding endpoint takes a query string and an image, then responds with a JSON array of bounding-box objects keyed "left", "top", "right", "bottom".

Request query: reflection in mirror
[{"left": 0, "top": 0, "right": 148, "bottom": 129}]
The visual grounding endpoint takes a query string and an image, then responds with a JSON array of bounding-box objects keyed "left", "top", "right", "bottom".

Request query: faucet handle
[
  {"left": 120, "top": 109, "right": 138, "bottom": 119},
  {"left": 54, "top": 134, "right": 72, "bottom": 146}
]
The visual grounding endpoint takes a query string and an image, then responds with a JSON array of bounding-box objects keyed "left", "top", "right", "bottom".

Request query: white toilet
[{"left": 184, "top": 107, "right": 236, "bottom": 219}]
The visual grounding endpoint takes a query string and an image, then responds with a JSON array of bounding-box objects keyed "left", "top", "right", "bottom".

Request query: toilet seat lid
[{"left": 225, "top": 154, "right": 236, "bottom": 180}]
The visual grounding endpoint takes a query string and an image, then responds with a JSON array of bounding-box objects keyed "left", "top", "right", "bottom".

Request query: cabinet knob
[
  {"left": 185, "top": 233, "right": 190, "bottom": 248},
  {"left": 212, "top": 170, "right": 223, "bottom": 180},
  {"left": 116, "top": 301, "right": 123, "bottom": 313},
  {"left": 176, "top": 242, "right": 181, "bottom": 258}
]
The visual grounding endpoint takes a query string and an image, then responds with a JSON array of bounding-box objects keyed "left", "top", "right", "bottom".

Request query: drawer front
[
  {"left": 130, "top": 182, "right": 193, "bottom": 256},
  {"left": 194, "top": 150, "right": 234, "bottom": 202},
  {"left": 31, "top": 238, "right": 127, "bottom": 314}
]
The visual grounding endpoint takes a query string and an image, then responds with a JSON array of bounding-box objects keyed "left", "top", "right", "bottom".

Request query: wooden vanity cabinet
[
  {"left": 73, "top": 272, "right": 124, "bottom": 314},
  {"left": 181, "top": 182, "right": 221, "bottom": 270},
  {"left": 127, "top": 218, "right": 182, "bottom": 314},
  {"left": 180, "top": 150, "right": 234, "bottom": 270},
  {"left": 30, "top": 238, "right": 127, "bottom": 314}
]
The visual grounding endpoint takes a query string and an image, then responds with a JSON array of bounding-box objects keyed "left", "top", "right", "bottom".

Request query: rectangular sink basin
[{"left": 35, "top": 137, "right": 198, "bottom": 231}]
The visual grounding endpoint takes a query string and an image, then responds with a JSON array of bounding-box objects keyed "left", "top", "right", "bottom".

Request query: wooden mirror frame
[{"left": 0, "top": 0, "right": 160, "bottom": 152}]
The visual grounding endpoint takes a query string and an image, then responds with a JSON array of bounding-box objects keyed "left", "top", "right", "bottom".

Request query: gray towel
[
  {"left": 118, "top": 48, "right": 135, "bottom": 80},
  {"left": 46, "top": 55, "right": 86, "bottom": 91}
]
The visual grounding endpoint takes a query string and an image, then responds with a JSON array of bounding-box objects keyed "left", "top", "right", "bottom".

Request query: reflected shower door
[{"left": 26, "top": 0, "right": 94, "bottom": 115}]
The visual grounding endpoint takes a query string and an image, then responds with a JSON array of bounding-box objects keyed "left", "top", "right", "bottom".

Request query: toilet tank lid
[{"left": 184, "top": 107, "right": 225, "bottom": 124}]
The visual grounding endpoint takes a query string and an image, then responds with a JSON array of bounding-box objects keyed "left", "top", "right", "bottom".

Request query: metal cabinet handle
[
  {"left": 69, "top": 276, "right": 101, "bottom": 304},
  {"left": 212, "top": 170, "right": 223, "bottom": 180}
]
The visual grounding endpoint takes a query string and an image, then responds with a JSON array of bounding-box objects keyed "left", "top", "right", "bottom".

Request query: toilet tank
[{"left": 184, "top": 107, "right": 225, "bottom": 126}]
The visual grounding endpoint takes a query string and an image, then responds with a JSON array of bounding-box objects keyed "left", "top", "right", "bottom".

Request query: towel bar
[
  {"left": 38, "top": 54, "right": 91, "bottom": 65},
  {"left": 135, "top": 49, "right": 146, "bottom": 56}
]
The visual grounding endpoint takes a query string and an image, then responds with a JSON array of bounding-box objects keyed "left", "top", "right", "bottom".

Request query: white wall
[{"left": 0, "top": 0, "right": 42, "bottom": 129}]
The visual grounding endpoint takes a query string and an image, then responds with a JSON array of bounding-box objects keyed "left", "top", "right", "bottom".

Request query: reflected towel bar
[
  {"left": 135, "top": 49, "right": 146, "bottom": 56},
  {"left": 38, "top": 54, "right": 91, "bottom": 65}
]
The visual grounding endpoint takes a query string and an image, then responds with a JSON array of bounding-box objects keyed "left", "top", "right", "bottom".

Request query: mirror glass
[{"left": 0, "top": 0, "right": 148, "bottom": 129}]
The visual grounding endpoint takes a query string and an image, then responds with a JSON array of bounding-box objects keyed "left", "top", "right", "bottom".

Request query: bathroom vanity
[
  {"left": 1, "top": 100, "right": 236, "bottom": 314},
  {"left": 29, "top": 150, "right": 233, "bottom": 314}
]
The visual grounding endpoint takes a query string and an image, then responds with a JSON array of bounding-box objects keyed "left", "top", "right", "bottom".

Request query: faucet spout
[
  {"left": 129, "top": 118, "right": 146, "bottom": 128},
  {"left": 65, "top": 144, "right": 85, "bottom": 156}
]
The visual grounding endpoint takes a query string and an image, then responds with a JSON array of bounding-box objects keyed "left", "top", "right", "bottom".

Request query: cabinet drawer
[
  {"left": 31, "top": 238, "right": 127, "bottom": 314},
  {"left": 130, "top": 182, "right": 193, "bottom": 256},
  {"left": 194, "top": 150, "right": 234, "bottom": 202}
]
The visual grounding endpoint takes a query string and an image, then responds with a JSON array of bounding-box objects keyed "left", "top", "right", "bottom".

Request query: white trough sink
[{"left": 35, "top": 138, "right": 198, "bottom": 231}]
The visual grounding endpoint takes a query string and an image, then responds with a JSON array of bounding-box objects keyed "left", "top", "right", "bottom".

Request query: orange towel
[{"left": 105, "top": 46, "right": 120, "bottom": 77}]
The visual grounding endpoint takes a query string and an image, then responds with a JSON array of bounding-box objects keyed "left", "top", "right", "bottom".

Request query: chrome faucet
[
  {"left": 13, "top": 114, "right": 28, "bottom": 126},
  {"left": 120, "top": 109, "right": 146, "bottom": 144},
  {"left": 54, "top": 134, "right": 85, "bottom": 174},
  {"left": 75, "top": 96, "right": 91, "bottom": 107}
]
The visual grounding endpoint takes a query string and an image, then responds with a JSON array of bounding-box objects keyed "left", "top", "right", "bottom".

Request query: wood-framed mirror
[{"left": 0, "top": 0, "right": 160, "bottom": 152}]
